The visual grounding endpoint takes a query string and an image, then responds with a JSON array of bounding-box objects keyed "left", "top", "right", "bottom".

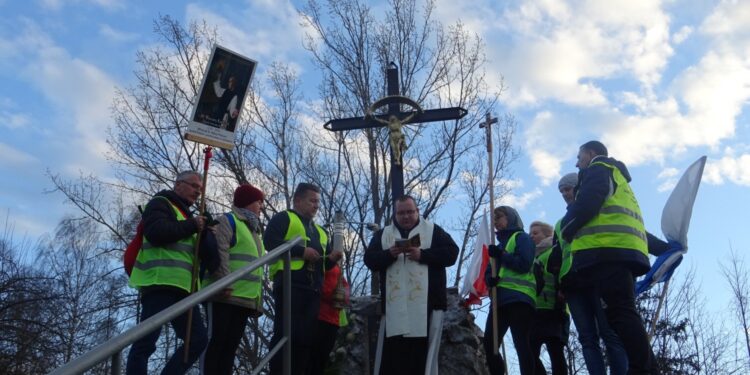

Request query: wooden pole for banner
[
  {"left": 479, "top": 113, "right": 501, "bottom": 356},
  {"left": 184, "top": 146, "right": 212, "bottom": 362},
  {"left": 648, "top": 278, "right": 671, "bottom": 342}
]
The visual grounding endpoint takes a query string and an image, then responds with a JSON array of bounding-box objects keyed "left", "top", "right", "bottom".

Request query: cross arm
[{"left": 323, "top": 107, "right": 468, "bottom": 131}]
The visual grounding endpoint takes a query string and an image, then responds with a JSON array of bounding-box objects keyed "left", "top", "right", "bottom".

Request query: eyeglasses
[
  {"left": 396, "top": 210, "right": 417, "bottom": 216},
  {"left": 179, "top": 180, "right": 202, "bottom": 190}
]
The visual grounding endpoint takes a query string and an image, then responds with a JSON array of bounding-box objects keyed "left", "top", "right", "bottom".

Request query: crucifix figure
[
  {"left": 324, "top": 62, "right": 467, "bottom": 202},
  {"left": 367, "top": 94, "right": 422, "bottom": 166}
]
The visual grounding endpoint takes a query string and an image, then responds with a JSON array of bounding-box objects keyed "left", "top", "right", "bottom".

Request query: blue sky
[{"left": 2, "top": 0, "right": 749, "bottom": 341}]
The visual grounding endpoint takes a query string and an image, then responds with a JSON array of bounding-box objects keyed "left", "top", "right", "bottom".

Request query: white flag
[{"left": 461, "top": 213, "right": 492, "bottom": 303}]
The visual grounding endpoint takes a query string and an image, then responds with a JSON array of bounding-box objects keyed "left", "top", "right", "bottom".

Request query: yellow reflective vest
[
  {"left": 497, "top": 232, "right": 537, "bottom": 301},
  {"left": 203, "top": 212, "right": 264, "bottom": 302},
  {"left": 129, "top": 198, "right": 196, "bottom": 293},
  {"left": 269, "top": 211, "right": 328, "bottom": 277},
  {"left": 555, "top": 220, "right": 572, "bottom": 283},
  {"left": 571, "top": 161, "right": 648, "bottom": 259},
  {"left": 535, "top": 247, "right": 557, "bottom": 310}
]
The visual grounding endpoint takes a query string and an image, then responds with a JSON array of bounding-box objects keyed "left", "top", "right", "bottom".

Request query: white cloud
[
  {"left": 657, "top": 167, "right": 679, "bottom": 192},
  {"left": 523, "top": 110, "right": 582, "bottom": 184},
  {"left": 498, "top": 177, "right": 524, "bottom": 190},
  {"left": 432, "top": 1, "right": 750, "bottom": 190},
  {"left": 186, "top": 1, "right": 306, "bottom": 72},
  {"left": 657, "top": 167, "right": 679, "bottom": 179},
  {"left": 704, "top": 154, "right": 750, "bottom": 186},
  {"left": 40, "top": 0, "right": 124, "bottom": 11},
  {"left": 700, "top": 0, "right": 750, "bottom": 38},
  {"left": 486, "top": 0, "right": 673, "bottom": 107},
  {"left": 99, "top": 24, "right": 138, "bottom": 43},
  {"left": 0, "top": 101, "right": 31, "bottom": 129},
  {"left": 673, "top": 25, "right": 693, "bottom": 44},
  {"left": 3, "top": 22, "right": 117, "bottom": 175},
  {"left": 0, "top": 142, "right": 37, "bottom": 167},
  {"left": 597, "top": 2, "right": 750, "bottom": 167},
  {"left": 497, "top": 187, "right": 542, "bottom": 209},
  {"left": 497, "top": 0, "right": 750, "bottom": 183}
]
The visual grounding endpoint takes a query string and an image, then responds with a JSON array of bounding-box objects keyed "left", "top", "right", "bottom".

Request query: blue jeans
[
  {"left": 567, "top": 289, "right": 628, "bottom": 375},
  {"left": 126, "top": 289, "right": 208, "bottom": 375}
]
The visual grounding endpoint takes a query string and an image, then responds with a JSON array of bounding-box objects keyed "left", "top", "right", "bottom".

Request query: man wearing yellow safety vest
[
  {"left": 549, "top": 173, "right": 628, "bottom": 375},
  {"left": 263, "top": 183, "right": 342, "bottom": 375},
  {"left": 202, "top": 183, "right": 266, "bottom": 375},
  {"left": 126, "top": 171, "right": 212, "bottom": 375},
  {"left": 559, "top": 141, "right": 655, "bottom": 374}
]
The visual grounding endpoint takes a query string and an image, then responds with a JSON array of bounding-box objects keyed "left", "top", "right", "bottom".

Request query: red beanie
[{"left": 233, "top": 184, "right": 264, "bottom": 208}]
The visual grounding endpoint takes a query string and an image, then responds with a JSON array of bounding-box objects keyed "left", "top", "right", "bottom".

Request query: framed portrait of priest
[{"left": 187, "top": 44, "right": 257, "bottom": 150}]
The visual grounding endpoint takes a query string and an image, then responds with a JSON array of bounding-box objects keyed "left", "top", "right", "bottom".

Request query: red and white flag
[{"left": 461, "top": 213, "right": 492, "bottom": 306}]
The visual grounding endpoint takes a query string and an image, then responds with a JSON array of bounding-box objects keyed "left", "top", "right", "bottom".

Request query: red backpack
[
  {"left": 123, "top": 220, "right": 144, "bottom": 276},
  {"left": 123, "top": 196, "right": 188, "bottom": 276}
]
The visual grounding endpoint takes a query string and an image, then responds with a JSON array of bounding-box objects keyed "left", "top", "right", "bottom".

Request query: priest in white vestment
[{"left": 364, "top": 195, "right": 459, "bottom": 375}]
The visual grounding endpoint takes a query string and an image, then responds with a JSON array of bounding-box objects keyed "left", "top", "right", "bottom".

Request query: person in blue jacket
[{"left": 483, "top": 206, "right": 536, "bottom": 375}]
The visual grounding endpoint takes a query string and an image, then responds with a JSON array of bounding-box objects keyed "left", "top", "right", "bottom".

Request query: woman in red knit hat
[{"left": 202, "top": 183, "right": 266, "bottom": 375}]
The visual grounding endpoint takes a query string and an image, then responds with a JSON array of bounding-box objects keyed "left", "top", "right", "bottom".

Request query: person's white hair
[{"left": 174, "top": 171, "right": 202, "bottom": 187}]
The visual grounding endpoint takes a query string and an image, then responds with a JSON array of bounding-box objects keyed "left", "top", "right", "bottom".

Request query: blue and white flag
[{"left": 636, "top": 156, "right": 706, "bottom": 295}]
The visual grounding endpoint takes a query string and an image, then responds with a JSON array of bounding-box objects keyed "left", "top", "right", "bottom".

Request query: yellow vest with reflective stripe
[
  {"left": 270, "top": 211, "right": 329, "bottom": 276},
  {"left": 129, "top": 199, "right": 195, "bottom": 293},
  {"left": 535, "top": 247, "right": 557, "bottom": 310},
  {"left": 571, "top": 161, "right": 648, "bottom": 257},
  {"left": 497, "top": 232, "right": 537, "bottom": 301},
  {"left": 204, "top": 213, "right": 264, "bottom": 300},
  {"left": 555, "top": 220, "right": 572, "bottom": 283}
]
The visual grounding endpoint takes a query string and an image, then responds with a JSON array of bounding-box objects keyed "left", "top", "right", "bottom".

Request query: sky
[{"left": 2, "top": 0, "right": 749, "bottom": 346}]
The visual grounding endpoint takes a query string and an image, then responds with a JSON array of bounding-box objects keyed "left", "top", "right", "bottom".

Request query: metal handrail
[{"left": 49, "top": 236, "right": 303, "bottom": 375}]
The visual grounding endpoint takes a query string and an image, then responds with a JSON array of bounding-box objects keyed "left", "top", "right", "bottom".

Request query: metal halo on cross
[
  {"left": 366, "top": 95, "right": 423, "bottom": 166},
  {"left": 366, "top": 95, "right": 423, "bottom": 125}
]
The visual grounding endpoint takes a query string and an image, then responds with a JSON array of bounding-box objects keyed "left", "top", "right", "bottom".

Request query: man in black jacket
[
  {"left": 364, "top": 195, "right": 459, "bottom": 375},
  {"left": 126, "top": 171, "right": 213, "bottom": 375},
  {"left": 560, "top": 141, "right": 656, "bottom": 374},
  {"left": 263, "top": 183, "right": 341, "bottom": 375}
]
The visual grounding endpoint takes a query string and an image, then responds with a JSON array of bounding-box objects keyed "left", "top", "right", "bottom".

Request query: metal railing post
[
  {"left": 48, "top": 237, "right": 302, "bottom": 375},
  {"left": 110, "top": 351, "right": 121, "bottom": 375},
  {"left": 283, "top": 250, "right": 292, "bottom": 375}
]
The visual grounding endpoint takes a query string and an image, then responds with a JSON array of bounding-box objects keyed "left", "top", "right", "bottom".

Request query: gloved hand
[
  {"left": 204, "top": 211, "right": 219, "bottom": 227},
  {"left": 487, "top": 244, "right": 503, "bottom": 258},
  {"left": 484, "top": 263, "right": 500, "bottom": 287},
  {"left": 485, "top": 273, "right": 500, "bottom": 287}
]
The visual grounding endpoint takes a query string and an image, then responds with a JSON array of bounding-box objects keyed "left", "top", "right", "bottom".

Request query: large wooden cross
[{"left": 324, "top": 63, "right": 467, "bottom": 203}]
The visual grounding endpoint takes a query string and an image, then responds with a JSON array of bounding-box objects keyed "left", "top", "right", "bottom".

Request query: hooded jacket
[
  {"left": 560, "top": 155, "right": 650, "bottom": 278},
  {"left": 485, "top": 206, "right": 536, "bottom": 307}
]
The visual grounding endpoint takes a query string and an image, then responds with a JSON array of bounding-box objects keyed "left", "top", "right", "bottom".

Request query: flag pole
[
  {"left": 648, "top": 278, "right": 670, "bottom": 342},
  {"left": 480, "top": 113, "right": 500, "bottom": 355},
  {"left": 184, "top": 146, "right": 212, "bottom": 362}
]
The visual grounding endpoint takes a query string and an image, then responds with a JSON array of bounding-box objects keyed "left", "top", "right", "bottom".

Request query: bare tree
[
  {"left": 720, "top": 248, "right": 750, "bottom": 371},
  {"left": 36, "top": 216, "right": 128, "bottom": 373},
  {"left": 299, "top": 0, "right": 515, "bottom": 294},
  {"left": 47, "top": 14, "right": 324, "bottom": 371},
  {"left": 45, "top": 0, "right": 519, "bottom": 370},
  {"left": 0, "top": 219, "right": 60, "bottom": 374}
]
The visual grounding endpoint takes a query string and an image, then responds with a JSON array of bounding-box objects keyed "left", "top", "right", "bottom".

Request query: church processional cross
[{"left": 323, "top": 63, "right": 468, "bottom": 202}]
